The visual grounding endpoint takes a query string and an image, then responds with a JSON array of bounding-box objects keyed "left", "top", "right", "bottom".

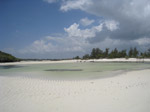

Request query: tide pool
[{"left": 0, "top": 62, "right": 150, "bottom": 80}]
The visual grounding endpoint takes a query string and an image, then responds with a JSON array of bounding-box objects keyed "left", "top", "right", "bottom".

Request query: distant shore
[{"left": 0, "top": 58, "right": 150, "bottom": 66}]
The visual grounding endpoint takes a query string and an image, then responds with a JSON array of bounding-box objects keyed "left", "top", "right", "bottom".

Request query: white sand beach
[
  {"left": 0, "top": 68, "right": 150, "bottom": 112},
  {"left": 0, "top": 58, "right": 150, "bottom": 66}
]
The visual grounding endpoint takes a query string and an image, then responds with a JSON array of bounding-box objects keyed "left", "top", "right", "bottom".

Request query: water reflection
[
  {"left": 0, "top": 65, "right": 23, "bottom": 69},
  {"left": 45, "top": 69, "right": 83, "bottom": 72}
]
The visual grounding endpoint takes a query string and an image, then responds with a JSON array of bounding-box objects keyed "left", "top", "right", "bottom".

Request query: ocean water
[{"left": 0, "top": 62, "right": 150, "bottom": 80}]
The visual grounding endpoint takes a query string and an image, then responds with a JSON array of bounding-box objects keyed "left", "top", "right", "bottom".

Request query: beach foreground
[{"left": 0, "top": 68, "right": 150, "bottom": 112}]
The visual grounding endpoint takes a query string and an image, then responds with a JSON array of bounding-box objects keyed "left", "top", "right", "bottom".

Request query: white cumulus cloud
[
  {"left": 80, "top": 17, "right": 95, "bottom": 26},
  {"left": 64, "top": 23, "right": 103, "bottom": 38},
  {"left": 104, "top": 20, "right": 119, "bottom": 31},
  {"left": 43, "top": 0, "right": 58, "bottom": 3},
  {"left": 60, "top": 0, "right": 92, "bottom": 11}
]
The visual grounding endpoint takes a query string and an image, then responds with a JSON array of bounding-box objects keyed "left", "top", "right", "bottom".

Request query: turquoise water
[{"left": 0, "top": 62, "right": 150, "bottom": 80}]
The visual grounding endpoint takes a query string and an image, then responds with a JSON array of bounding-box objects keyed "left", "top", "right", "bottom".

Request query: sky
[{"left": 0, "top": 0, "right": 150, "bottom": 59}]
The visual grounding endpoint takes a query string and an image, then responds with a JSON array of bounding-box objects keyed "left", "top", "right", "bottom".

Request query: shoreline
[{"left": 0, "top": 58, "right": 150, "bottom": 65}]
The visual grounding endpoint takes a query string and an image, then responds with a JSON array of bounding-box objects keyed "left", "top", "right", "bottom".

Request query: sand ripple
[{"left": 0, "top": 69, "right": 150, "bottom": 112}]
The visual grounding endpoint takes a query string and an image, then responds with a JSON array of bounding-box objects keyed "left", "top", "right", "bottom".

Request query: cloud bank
[{"left": 61, "top": 0, "right": 150, "bottom": 40}]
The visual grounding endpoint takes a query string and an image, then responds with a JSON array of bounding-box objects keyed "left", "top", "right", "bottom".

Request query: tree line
[{"left": 74, "top": 47, "right": 150, "bottom": 59}]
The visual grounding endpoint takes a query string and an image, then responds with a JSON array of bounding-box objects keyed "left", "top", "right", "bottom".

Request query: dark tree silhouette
[
  {"left": 74, "top": 56, "right": 80, "bottom": 59},
  {"left": 0, "top": 51, "right": 20, "bottom": 62},
  {"left": 133, "top": 47, "right": 139, "bottom": 57},
  {"left": 81, "top": 47, "right": 150, "bottom": 59},
  {"left": 83, "top": 54, "right": 90, "bottom": 59},
  {"left": 129, "top": 48, "right": 133, "bottom": 57}
]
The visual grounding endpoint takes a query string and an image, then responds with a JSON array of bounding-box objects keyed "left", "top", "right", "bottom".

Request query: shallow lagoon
[{"left": 0, "top": 62, "right": 150, "bottom": 80}]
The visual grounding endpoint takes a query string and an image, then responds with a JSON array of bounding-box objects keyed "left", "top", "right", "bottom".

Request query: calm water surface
[{"left": 0, "top": 62, "right": 150, "bottom": 80}]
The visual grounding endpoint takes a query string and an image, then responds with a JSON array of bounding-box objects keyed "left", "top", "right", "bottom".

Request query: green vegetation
[
  {"left": 0, "top": 51, "right": 20, "bottom": 62},
  {"left": 75, "top": 47, "right": 150, "bottom": 59},
  {"left": 73, "top": 56, "right": 81, "bottom": 59}
]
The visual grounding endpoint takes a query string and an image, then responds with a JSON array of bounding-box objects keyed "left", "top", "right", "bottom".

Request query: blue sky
[
  {"left": 1, "top": 0, "right": 150, "bottom": 59},
  {"left": 0, "top": 0, "right": 93, "bottom": 48}
]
